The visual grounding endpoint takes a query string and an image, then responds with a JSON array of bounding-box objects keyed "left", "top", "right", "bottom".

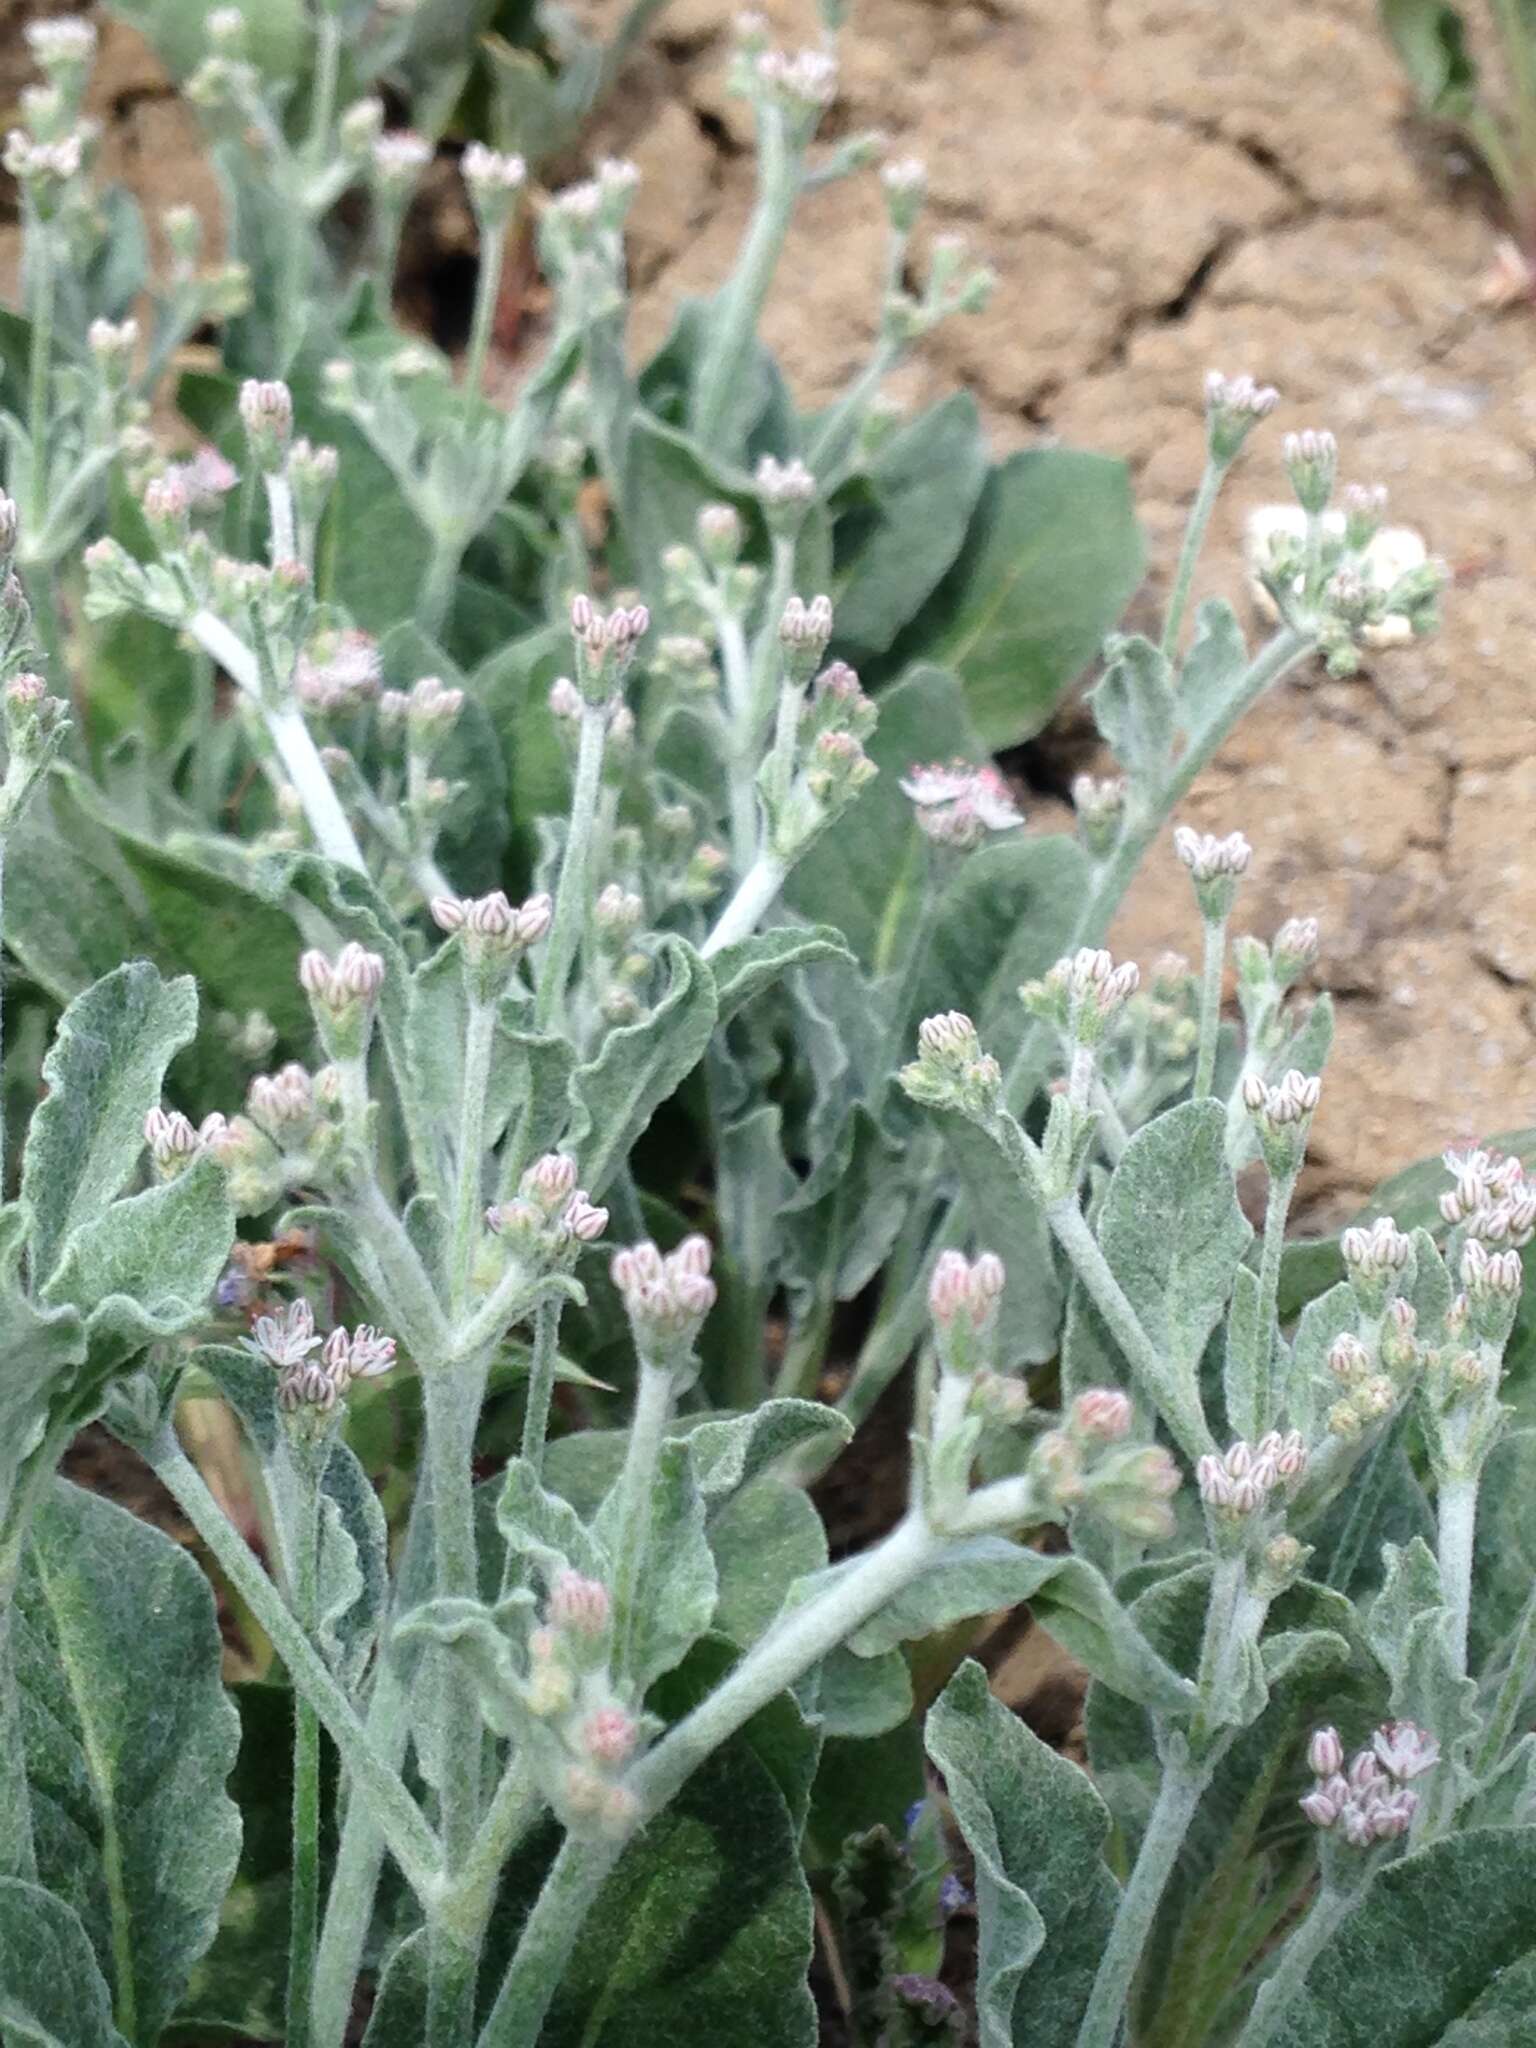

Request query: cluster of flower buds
[
  {"left": 432, "top": 889, "right": 552, "bottom": 997},
  {"left": 1, "top": 670, "right": 69, "bottom": 808},
  {"left": 1283, "top": 428, "right": 1338, "bottom": 517},
  {"left": 379, "top": 672, "right": 465, "bottom": 745},
  {"left": 778, "top": 593, "right": 833, "bottom": 684},
  {"left": 649, "top": 803, "right": 728, "bottom": 912},
  {"left": 927, "top": 1249, "right": 1005, "bottom": 1381},
  {"left": 3, "top": 125, "right": 88, "bottom": 220},
  {"left": 901, "top": 761, "right": 1024, "bottom": 850},
  {"left": 1459, "top": 1236, "right": 1523, "bottom": 1349},
  {"left": 1030, "top": 1395, "right": 1181, "bottom": 1539},
  {"left": 1242, "top": 1067, "right": 1321, "bottom": 1176},
  {"left": 246, "top": 1298, "right": 396, "bottom": 1422},
  {"left": 1197, "top": 1432, "right": 1307, "bottom": 1521},
  {"left": 486, "top": 1153, "right": 608, "bottom": 1269},
  {"left": 1324, "top": 1327, "right": 1402, "bottom": 1439},
  {"left": 756, "top": 454, "right": 816, "bottom": 530},
  {"left": 1439, "top": 1145, "right": 1536, "bottom": 1248},
  {"left": 1072, "top": 773, "right": 1127, "bottom": 860},
  {"left": 462, "top": 142, "right": 526, "bottom": 226},
  {"left": 900, "top": 1011, "right": 1003, "bottom": 1117},
  {"left": 370, "top": 129, "right": 432, "bottom": 202},
  {"left": 769, "top": 658, "right": 878, "bottom": 856},
  {"left": 143, "top": 1106, "right": 230, "bottom": 1181},
  {"left": 299, "top": 942, "right": 386, "bottom": 1062},
  {"left": 293, "top": 628, "right": 380, "bottom": 713},
  {"left": 750, "top": 42, "right": 839, "bottom": 127},
  {"left": 521, "top": 1570, "right": 642, "bottom": 1837},
  {"left": 1173, "top": 824, "right": 1252, "bottom": 920},
  {"left": 239, "top": 379, "right": 293, "bottom": 474},
  {"left": 1020, "top": 947, "right": 1141, "bottom": 1051},
  {"left": 881, "top": 154, "right": 928, "bottom": 232},
  {"left": 1203, "top": 369, "right": 1280, "bottom": 466},
  {"left": 884, "top": 231, "right": 995, "bottom": 347},
  {"left": 1339, "top": 1214, "right": 1412, "bottom": 1316},
  {"left": 590, "top": 883, "right": 652, "bottom": 1025},
  {"left": 1300, "top": 1722, "right": 1437, "bottom": 1847},
  {"left": 571, "top": 595, "right": 649, "bottom": 705},
  {"left": 610, "top": 1235, "right": 716, "bottom": 1371}
]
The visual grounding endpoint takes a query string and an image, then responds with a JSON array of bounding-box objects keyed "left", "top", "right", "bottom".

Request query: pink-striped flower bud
[
  {"left": 548, "top": 1571, "right": 610, "bottom": 1639},
  {"left": 582, "top": 1707, "right": 639, "bottom": 1767},
  {"left": 1073, "top": 1388, "right": 1133, "bottom": 1441},
  {"left": 1308, "top": 1726, "right": 1344, "bottom": 1778}
]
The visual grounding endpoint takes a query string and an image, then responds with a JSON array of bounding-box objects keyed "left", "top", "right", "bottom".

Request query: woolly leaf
[
  {"left": 15, "top": 1480, "right": 241, "bottom": 2045},
  {"left": 0, "top": 1881, "right": 126, "bottom": 2048},
  {"left": 21, "top": 963, "right": 199, "bottom": 1284}
]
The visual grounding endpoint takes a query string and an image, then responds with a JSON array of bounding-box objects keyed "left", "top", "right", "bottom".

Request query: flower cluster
[
  {"left": 1439, "top": 1145, "right": 1536, "bottom": 1245},
  {"left": 1019, "top": 947, "right": 1141, "bottom": 1047},
  {"left": 1031, "top": 1398, "right": 1182, "bottom": 1540},
  {"left": 610, "top": 1236, "right": 717, "bottom": 1368},
  {"left": 900, "top": 1010, "right": 1003, "bottom": 1116},
  {"left": 522, "top": 1572, "right": 641, "bottom": 1837},
  {"left": 571, "top": 594, "right": 650, "bottom": 703},
  {"left": 901, "top": 761, "right": 1024, "bottom": 849},
  {"left": 143, "top": 1106, "right": 230, "bottom": 1180},
  {"left": 246, "top": 1298, "right": 396, "bottom": 1415},
  {"left": 486, "top": 1154, "right": 608, "bottom": 1262},
  {"left": 1196, "top": 1432, "right": 1307, "bottom": 1520},
  {"left": 1300, "top": 1722, "right": 1438, "bottom": 1846}
]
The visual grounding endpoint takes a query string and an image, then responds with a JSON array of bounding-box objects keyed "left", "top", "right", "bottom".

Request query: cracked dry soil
[
  {"left": 589, "top": 0, "right": 1536, "bottom": 1216},
  {"left": 8, "top": 0, "right": 1536, "bottom": 1213}
]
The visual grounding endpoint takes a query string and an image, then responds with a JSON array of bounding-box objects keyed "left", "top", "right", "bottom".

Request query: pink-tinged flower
[
  {"left": 1372, "top": 1720, "right": 1439, "bottom": 1783},
  {"left": 1307, "top": 1727, "right": 1344, "bottom": 1778},
  {"left": 901, "top": 760, "right": 1023, "bottom": 848}
]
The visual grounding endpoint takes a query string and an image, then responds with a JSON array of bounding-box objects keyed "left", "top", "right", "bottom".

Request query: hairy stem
[
  {"left": 536, "top": 700, "right": 607, "bottom": 1032},
  {"left": 1437, "top": 1468, "right": 1479, "bottom": 1675},
  {"left": 477, "top": 1831, "right": 623, "bottom": 2048},
  {"left": 519, "top": 1297, "right": 563, "bottom": 1474},
  {"left": 466, "top": 227, "right": 506, "bottom": 401},
  {"left": 692, "top": 105, "right": 793, "bottom": 453},
  {"left": 702, "top": 851, "right": 787, "bottom": 957},
  {"left": 149, "top": 1434, "right": 442, "bottom": 1901},
  {"left": 1234, "top": 1882, "right": 1356, "bottom": 2048},
  {"left": 1074, "top": 1748, "right": 1212, "bottom": 2048},
  {"left": 1160, "top": 456, "right": 1223, "bottom": 658},
  {"left": 716, "top": 605, "right": 759, "bottom": 874},
  {"left": 26, "top": 219, "right": 54, "bottom": 533},
  {"left": 286, "top": 1469, "right": 324, "bottom": 2048},
  {"left": 1253, "top": 1165, "right": 1298, "bottom": 1436},
  {"left": 450, "top": 997, "right": 497, "bottom": 1315},
  {"left": 607, "top": 1360, "right": 677, "bottom": 1685},
  {"left": 1192, "top": 913, "right": 1226, "bottom": 1101}
]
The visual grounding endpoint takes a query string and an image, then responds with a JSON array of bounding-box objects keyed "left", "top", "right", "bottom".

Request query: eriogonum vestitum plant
[{"left": 4, "top": 9, "right": 1536, "bottom": 2048}]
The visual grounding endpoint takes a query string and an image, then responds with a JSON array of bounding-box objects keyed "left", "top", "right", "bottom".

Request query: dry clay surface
[
  {"left": 6, "top": 1, "right": 1536, "bottom": 1211},
  {"left": 588, "top": 0, "right": 1536, "bottom": 1214}
]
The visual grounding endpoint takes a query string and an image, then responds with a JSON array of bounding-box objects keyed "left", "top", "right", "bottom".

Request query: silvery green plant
[{"left": 4, "top": 11, "right": 1536, "bottom": 2048}]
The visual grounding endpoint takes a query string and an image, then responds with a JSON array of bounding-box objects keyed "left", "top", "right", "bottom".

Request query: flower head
[{"left": 902, "top": 760, "right": 1023, "bottom": 848}]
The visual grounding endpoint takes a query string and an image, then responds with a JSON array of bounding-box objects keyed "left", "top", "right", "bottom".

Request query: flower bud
[
  {"left": 238, "top": 378, "right": 293, "bottom": 472},
  {"left": 1308, "top": 1726, "right": 1344, "bottom": 1779},
  {"left": 1203, "top": 369, "right": 1279, "bottom": 465}
]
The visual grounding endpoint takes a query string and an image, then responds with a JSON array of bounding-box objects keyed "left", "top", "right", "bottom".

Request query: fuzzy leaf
[
  {"left": 392, "top": 1598, "right": 520, "bottom": 1738},
  {"left": 0, "top": 1880, "right": 126, "bottom": 2048},
  {"left": 566, "top": 937, "right": 718, "bottom": 1197},
  {"left": 844, "top": 1537, "right": 1193, "bottom": 1715},
  {"left": 1269, "top": 1826, "right": 1536, "bottom": 2046},
  {"left": 597, "top": 1440, "right": 717, "bottom": 1691},
  {"left": 42, "top": 1156, "right": 232, "bottom": 1335},
  {"left": 933, "top": 1109, "right": 1062, "bottom": 1367},
  {"left": 1097, "top": 1099, "right": 1252, "bottom": 1415},
  {"left": 1176, "top": 597, "right": 1249, "bottom": 733},
  {"left": 1470, "top": 1430, "right": 1536, "bottom": 1675},
  {"left": 497, "top": 1457, "right": 608, "bottom": 1587},
  {"left": 689, "top": 1401, "right": 853, "bottom": 1501},
  {"left": 1090, "top": 634, "right": 1177, "bottom": 781},
  {"left": 834, "top": 393, "right": 989, "bottom": 657},
  {"left": 710, "top": 925, "right": 855, "bottom": 1025},
  {"left": 894, "top": 449, "right": 1144, "bottom": 748},
  {"left": 21, "top": 963, "right": 199, "bottom": 1284},
  {"left": 15, "top": 1480, "right": 241, "bottom": 2045},
  {"left": 927, "top": 1661, "right": 1118, "bottom": 2048},
  {"left": 496, "top": 1744, "right": 817, "bottom": 2046},
  {"left": 317, "top": 1441, "right": 389, "bottom": 1691},
  {"left": 712, "top": 1480, "right": 829, "bottom": 1651}
]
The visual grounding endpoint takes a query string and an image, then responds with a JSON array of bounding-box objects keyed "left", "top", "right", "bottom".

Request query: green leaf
[
  {"left": 359, "top": 1930, "right": 429, "bottom": 2047},
  {"left": 497, "top": 1456, "right": 609, "bottom": 1587},
  {"left": 22, "top": 963, "right": 199, "bottom": 1284},
  {"left": 42, "top": 1156, "right": 232, "bottom": 1339},
  {"left": 0, "top": 1290, "right": 87, "bottom": 1510},
  {"left": 16, "top": 1480, "right": 241, "bottom": 2046},
  {"left": 712, "top": 1479, "right": 828, "bottom": 1650},
  {"left": 1268, "top": 1827, "right": 1536, "bottom": 2046},
  {"left": 1380, "top": 0, "right": 1479, "bottom": 120},
  {"left": 710, "top": 925, "right": 856, "bottom": 1024},
  {"left": 834, "top": 394, "right": 989, "bottom": 657},
  {"left": 927, "top": 1662, "right": 1118, "bottom": 2048},
  {"left": 499, "top": 1744, "right": 817, "bottom": 2046},
  {"left": 566, "top": 937, "right": 718, "bottom": 1197},
  {"left": 1096, "top": 1099, "right": 1252, "bottom": 1417},
  {"left": 1176, "top": 597, "right": 1249, "bottom": 733},
  {"left": 597, "top": 1440, "right": 717, "bottom": 1692},
  {"left": 102, "top": 0, "right": 305, "bottom": 77},
  {"left": 932, "top": 1109, "right": 1062, "bottom": 1367},
  {"left": 892, "top": 449, "right": 1144, "bottom": 747},
  {"left": 317, "top": 1441, "right": 389, "bottom": 1692},
  {"left": 0, "top": 1881, "right": 126, "bottom": 2048},
  {"left": 689, "top": 1401, "right": 853, "bottom": 1500},
  {"left": 844, "top": 1537, "right": 1193, "bottom": 1716},
  {"left": 1223, "top": 1264, "right": 1267, "bottom": 1442},
  {"left": 1471, "top": 1429, "right": 1536, "bottom": 1675},
  {"left": 1089, "top": 634, "right": 1176, "bottom": 782}
]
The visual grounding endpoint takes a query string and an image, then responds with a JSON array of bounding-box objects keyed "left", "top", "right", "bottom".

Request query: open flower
[{"left": 901, "top": 760, "right": 1023, "bottom": 848}]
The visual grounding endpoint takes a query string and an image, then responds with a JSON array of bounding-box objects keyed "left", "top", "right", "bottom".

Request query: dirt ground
[{"left": 7, "top": 0, "right": 1536, "bottom": 1215}]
